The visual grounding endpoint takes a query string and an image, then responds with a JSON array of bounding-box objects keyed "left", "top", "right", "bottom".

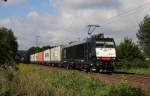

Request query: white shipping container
[
  {"left": 30, "top": 54, "right": 35, "bottom": 62},
  {"left": 50, "top": 46, "right": 62, "bottom": 62},
  {"left": 34, "top": 53, "right": 37, "bottom": 62},
  {"left": 44, "top": 49, "right": 51, "bottom": 62},
  {"left": 30, "top": 55, "right": 33, "bottom": 62}
]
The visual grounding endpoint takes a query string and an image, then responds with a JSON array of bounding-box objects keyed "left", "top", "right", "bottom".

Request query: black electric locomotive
[{"left": 62, "top": 33, "right": 116, "bottom": 72}]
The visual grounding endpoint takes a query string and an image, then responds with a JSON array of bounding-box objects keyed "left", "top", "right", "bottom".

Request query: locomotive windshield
[{"left": 96, "top": 41, "right": 115, "bottom": 48}]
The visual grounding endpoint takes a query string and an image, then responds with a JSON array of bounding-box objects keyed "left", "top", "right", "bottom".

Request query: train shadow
[
  {"left": 112, "top": 71, "right": 135, "bottom": 75},
  {"left": 97, "top": 71, "right": 136, "bottom": 75},
  {"left": 38, "top": 64, "right": 136, "bottom": 75}
]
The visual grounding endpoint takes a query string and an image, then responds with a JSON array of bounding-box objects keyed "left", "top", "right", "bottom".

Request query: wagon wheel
[
  {"left": 83, "top": 64, "right": 90, "bottom": 72},
  {"left": 66, "top": 63, "right": 70, "bottom": 69}
]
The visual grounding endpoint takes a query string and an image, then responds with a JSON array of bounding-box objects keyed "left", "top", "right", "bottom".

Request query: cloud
[
  {"left": 27, "top": 11, "right": 39, "bottom": 17},
  {"left": 1, "top": 0, "right": 150, "bottom": 50},
  {"left": 3, "top": 11, "right": 70, "bottom": 49},
  {"left": 62, "top": 0, "right": 121, "bottom": 10},
  {"left": 0, "top": 19, "right": 11, "bottom": 26}
]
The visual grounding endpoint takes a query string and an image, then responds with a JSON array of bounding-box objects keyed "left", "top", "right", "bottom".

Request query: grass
[
  {"left": 116, "top": 67, "right": 150, "bottom": 75},
  {"left": 116, "top": 59, "right": 150, "bottom": 75},
  {"left": 0, "top": 64, "right": 145, "bottom": 96}
]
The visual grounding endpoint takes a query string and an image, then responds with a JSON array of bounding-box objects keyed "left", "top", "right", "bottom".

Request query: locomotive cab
[{"left": 94, "top": 38, "right": 116, "bottom": 72}]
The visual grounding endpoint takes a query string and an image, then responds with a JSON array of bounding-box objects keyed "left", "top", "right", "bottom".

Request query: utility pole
[{"left": 35, "top": 35, "right": 40, "bottom": 47}]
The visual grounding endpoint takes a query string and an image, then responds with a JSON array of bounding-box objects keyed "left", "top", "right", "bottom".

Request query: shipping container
[
  {"left": 30, "top": 54, "right": 37, "bottom": 62},
  {"left": 30, "top": 54, "right": 34, "bottom": 62},
  {"left": 34, "top": 53, "right": 37, "bottom": 62},
  {"left": 50, "top": 46, "right": 62, "bottom": 62},
  {"left": 44, "top": 49, "right": 51, "bottom": 62},
  {"left": 36, "top": 52, "right": 44, "bottom": 62}
]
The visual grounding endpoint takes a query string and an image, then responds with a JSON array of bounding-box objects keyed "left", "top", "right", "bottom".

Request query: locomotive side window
[
  {"left": 96, "top": 42, "right": 105, "bottom": 47},
  {"left": 64, "top": 49, "right": 66, "bottom": 58}
]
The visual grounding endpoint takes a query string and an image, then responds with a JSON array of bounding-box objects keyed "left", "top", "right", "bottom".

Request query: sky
[{"left": 0, "top": 0, "right": 150, "bottom": 50}]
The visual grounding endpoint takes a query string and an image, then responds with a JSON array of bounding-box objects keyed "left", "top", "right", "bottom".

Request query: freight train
[{"left": 30, "top": 34, "right": 116, "bottom": 72}]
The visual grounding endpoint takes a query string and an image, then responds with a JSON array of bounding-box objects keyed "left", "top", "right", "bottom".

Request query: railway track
[{"left": 38, "top": 65, "right": 150, "bottom": 95}]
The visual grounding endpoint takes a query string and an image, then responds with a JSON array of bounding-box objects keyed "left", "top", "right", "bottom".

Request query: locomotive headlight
[
  {"left": 63, "top": 61, "right": 67, "bottom": 63},
  {"left": 112, "top": 58, "right": 116, "bottom": 60},
  {"left": 81, "top": 60, "right": 84, "bottom": 62}
]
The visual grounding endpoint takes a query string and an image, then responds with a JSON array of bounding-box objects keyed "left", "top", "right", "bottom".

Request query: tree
[
  {"left": 0, "top": 27, "right": 18, "bottom": 67},
  {"left": 117, "top": 38, "right": 146, "bottom": 68},
  {"left": 117, "top": 38, "right": 143, "bottom": 61},
  {"left": 40, "top": 45, "right": 51, "bottom": 51},
  {"left": 137, "top": 15, "right": 150, "bottom": 57}
]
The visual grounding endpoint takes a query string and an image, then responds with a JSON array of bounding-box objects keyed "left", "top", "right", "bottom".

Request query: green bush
[
  {"left": 116, "top": 37, "right": 149, "bottom": 69},
  {"left": 116, "top": 38, "right": 144, "bottom": 62}
]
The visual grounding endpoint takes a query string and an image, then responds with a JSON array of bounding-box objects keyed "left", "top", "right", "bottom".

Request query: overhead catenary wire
[
  {"left": 88, "top": 2, "right": 150, "bottom": 37},
  {"left": 102, "top": 2, "right": 150, "bottom": 26},
  {"left": 98, "top": 1, "right": 150, "bottom": 36},
  {"left": 103, "top": 7, "right": 147, "bottom": 31},
  {"left": 92, "top": 1, "right": 150, "bottom": 44}
]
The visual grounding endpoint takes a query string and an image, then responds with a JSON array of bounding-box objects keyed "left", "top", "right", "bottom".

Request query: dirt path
[
  {"left": 82, "top": 72, "right": 150, "bottom": 95},
  {"left": 40, "top": 65, "right": 150, "bottom": 95}
]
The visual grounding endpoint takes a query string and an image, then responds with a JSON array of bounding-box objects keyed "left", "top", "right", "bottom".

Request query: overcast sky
[{"left": 0, "top": 0, "right": 150, "bottom": 50}]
